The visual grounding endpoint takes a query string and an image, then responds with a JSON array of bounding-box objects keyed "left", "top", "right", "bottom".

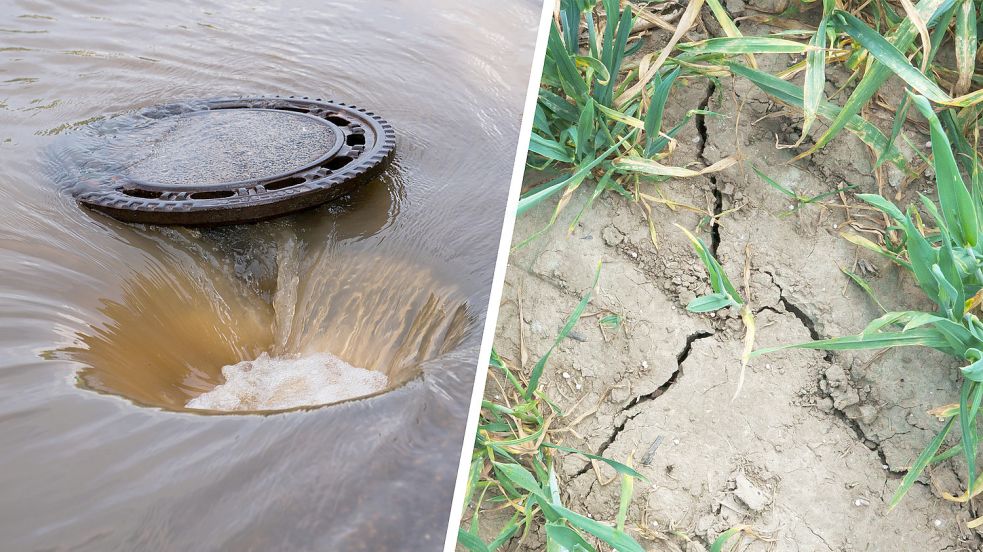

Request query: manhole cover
[{"left": 71, "top": 96, "right": 395, "bottom": 225}]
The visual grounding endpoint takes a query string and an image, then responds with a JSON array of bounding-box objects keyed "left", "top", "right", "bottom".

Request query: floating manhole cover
[{"left": 71, "top": 97, "right": 395, "bottom": 225}]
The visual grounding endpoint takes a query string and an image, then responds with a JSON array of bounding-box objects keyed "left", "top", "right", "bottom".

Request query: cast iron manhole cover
[{"left": 71, "top": 96, "right": 395, "bottom": 225}]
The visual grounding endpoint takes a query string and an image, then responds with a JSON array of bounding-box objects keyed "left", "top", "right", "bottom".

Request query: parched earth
[{"left": 483, "top": 6, "right": 982, "bottom": 551}]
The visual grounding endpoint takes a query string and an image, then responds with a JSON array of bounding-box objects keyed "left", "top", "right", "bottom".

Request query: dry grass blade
[
  {"left": 613, "top": 155, "right": 737, "bottom": 177},
  {"left": 899, "top": 0, "right": 931, "bottom": 73},
  {"left": 629, "top": 1, "right": 679, "bottom": 34},
  {"left": 616, "top": 0, "right": 705, "bottom": 107},
  {"left": 954, "top": 0, "right": 978, "bottom": 96}
]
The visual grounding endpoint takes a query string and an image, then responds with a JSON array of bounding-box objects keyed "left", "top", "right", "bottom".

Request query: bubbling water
[{"left": 186, "top": 352, "right": 388, "bottom": 411}]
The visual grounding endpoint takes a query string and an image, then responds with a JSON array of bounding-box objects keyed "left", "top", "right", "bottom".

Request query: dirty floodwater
[{"left": 0, "top": 0, "right": 539, "bottom": 550}]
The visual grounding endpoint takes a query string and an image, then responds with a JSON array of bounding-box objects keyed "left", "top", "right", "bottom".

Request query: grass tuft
[{"left": 459, "top": 264, "right": 646, "bottom": 551}]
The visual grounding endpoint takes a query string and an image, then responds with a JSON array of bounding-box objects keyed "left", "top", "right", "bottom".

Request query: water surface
[{"left": 0, "top": 0, "right": 539, "bottom": 549}]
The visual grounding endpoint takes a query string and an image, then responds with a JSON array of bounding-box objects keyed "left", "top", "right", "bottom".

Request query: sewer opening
[
  {"left": 190, "top": 190, "right": 235, "bottom": 200},
  {"left": 121, "top": 188, "right": 162, "bottom": 199}
]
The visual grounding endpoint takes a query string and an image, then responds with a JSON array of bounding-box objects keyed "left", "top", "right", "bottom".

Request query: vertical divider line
[{"left": 441, "top": 2, "right": 555, "bottom": 549}]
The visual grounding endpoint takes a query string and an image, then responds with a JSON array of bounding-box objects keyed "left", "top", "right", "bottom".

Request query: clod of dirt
[
  {"left": 602, "top": 225, "right": 625, "bottom": 246},
  {"left": 733, "top": 473, "right": 769, "bottom": 512}
]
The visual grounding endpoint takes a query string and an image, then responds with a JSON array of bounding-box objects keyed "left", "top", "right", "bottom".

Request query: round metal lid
[{"left": 72, "top": 96, "right": 396, "bottom": 225}]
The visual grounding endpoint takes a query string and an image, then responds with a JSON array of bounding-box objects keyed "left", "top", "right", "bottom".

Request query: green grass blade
[
  {"left": 519, "top": 130, "right": 636, "bottom": 216},
  {"left": 493, "top": 459, "right": 643, "bottom": 552},
  {"left": 711, "top": 526, "right": 751, "bottom": 552},
  {"left": 753, "top": 327, "right": 951, "bottom": 356},
  {"left": 539, "top": 89, "right": 581, "bottom": 124},
  {"left": 530, "top": 133, "right": 574, "bottom": 163},
  {"left": 803, "top": 183, "right": 857, "bottom": 203},
  {"left": 688, "top": 292, "right": 739, "bottom": 312},
  {"left": 616, "top": 468, "right": 633, "bottom": 533},
  {"left": 833, "top": 10, "right": 951, "bottom": 103},
  {"left": 960, "top": 380, "right": 978, "bottom": 492},
  {"left": 680, "top": 36, "right": 816, "bottom": 54},
  {"left": 525, "top": 262, "right": 601, "bottom": 398},
  {"left": 646, "top": 109, "right": 702, "bottom": 157},
  {"left": 910, "top": 93, "right": 978, "bottom": 246},
  {"left": 575, "top": 99, "right": 596, "bottom": 160},
  {"left": 704, "top": 0, "right": 743, "bottom": 38},
  {"left": 488, "top": 515, "right": 521, "bottom": 550},
  {"left": 594, "top": 102, "right": 645, "bottom": 130},
  {"left": 542, "top": 443, "right": 646, "bottom": 479},
  {"left": 804, "top": 0, "right": 950, "bottom": 155},
  {"left": 458, "top": 529, "right": 492, "bottom": 552},
  {"left": 595, "top": 4, "right": 632, "bottom": 106},
  {"left": 570, "top": 168, "right": 616, "bottom": 231},
  {"left": 519, "top": 170, "right": 588, "bottom": 217},
  {"left": 574, "top": 55, "right": 611, "bottom": 85},
  {"left": 644, "top": 67, "right": 680, "bottom": 151},
  {"left": 889, "top": 417, "right": 954, "bottom": 508},
  {"left": 545, "top": 523, "right": 596, "bottom": 552},
  {"left": 857, "top": 193, "right": 906, "bottom": 221},
  {"left": 560, "top": 0, "right": 582, "bottom": 56},
  {"left": 875, "top": 94, "right": 911, "bottom": 169},
  {"left": 550, "top": 503, "right": 645, "bottom": 552},
  {"left": 676, "top": 224, "right": 743, "bottom": 304},
  {"left": 961, "top": 356, "right": 983, "bottom": 382},
  {"left": 492, "top": 461, "right": 545, "bottom": 496},
  {"left": 802, "top": 5, "right": 831, "bottom": 138},
  {"left": 751, "top": 163, "right": 797, "bottom": 198},
  {"left": 841, "top": 267, "right": 888, "bottom": 312},
  {"left": 548, "top": 22, "right": 589, "bottom": 103},
  {"left": 728, "top": 63, "right": 906, "bottom": 169}
]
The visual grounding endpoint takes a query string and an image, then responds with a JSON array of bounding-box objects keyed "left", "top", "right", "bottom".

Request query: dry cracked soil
[{"left": 479, "top": 3, "right": 982, "bottom": 551}]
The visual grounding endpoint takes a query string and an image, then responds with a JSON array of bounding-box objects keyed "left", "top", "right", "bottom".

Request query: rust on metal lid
[{"left": 72, "top": 96, "right": 396, "bottom": 225}]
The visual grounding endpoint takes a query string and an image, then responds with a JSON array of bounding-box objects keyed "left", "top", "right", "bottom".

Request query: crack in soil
[
  {"left": 762, "top": 270, "right": 899, "bottom": 476},
  {"left": 710, "top": 183, "right": 723, "bottom": 258},
  {"left": 695, "top": 78, "right": 723, "bottom": 257},
  {"left": 571, "top": 330, "right": 715, "bottom": 480},
  {"left": 695, "top": 79, "right": 714, "bottom": 164},
  {"left": 625, "top": 330, "right": 715, "bottom": 413}
]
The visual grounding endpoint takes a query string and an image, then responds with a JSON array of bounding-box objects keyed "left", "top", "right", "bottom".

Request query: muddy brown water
[{"left": 0, "top": 0, "right": 540, "bottom": 549}]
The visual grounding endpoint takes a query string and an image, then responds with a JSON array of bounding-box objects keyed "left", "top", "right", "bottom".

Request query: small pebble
[
  {"left": 575, "top": 383, "right": 582, "bottom": 390},
  {"left": 673, "top": 438, "right": 680, "bottom": 445},
  {"left": 562, "top": 371, "right": 571, "bottom": 379},
  {"left": 934, "top": 519, "right": 943, "bottom": 528},
  {"left": 641, "top": 360, "right": 649, "bottom": 369}
]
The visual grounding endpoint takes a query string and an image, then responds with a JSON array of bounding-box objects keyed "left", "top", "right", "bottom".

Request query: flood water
[{"left": 0, "top": 1, "right": 539, "bottom": 549}]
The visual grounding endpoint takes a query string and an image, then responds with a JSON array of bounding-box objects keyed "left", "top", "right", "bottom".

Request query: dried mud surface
[{"left": 484, "top": 5, "right": 981, "bottom": 551}]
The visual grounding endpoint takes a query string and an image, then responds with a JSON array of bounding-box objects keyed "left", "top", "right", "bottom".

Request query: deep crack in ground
[
  {"left": 571, "top": 330, "right": 715, "bottom": 480},
  {"left": 763, "top": 270, "right": 898, "bottom": 476},
  {"left": 695, "top": 77, "right": 722, "bottom": 257}
]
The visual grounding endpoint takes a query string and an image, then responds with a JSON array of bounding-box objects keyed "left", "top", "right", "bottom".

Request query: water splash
[
  {"left": 186, "top": 352, "right": 388, "bottom": 411},
  {"left": 272, "top": 231, "right": 301, "bottom": 355}
]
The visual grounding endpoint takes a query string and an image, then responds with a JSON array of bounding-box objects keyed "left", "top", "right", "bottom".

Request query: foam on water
[{"left": 186, "top": 352, "right": 388, "bottom": 412}]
